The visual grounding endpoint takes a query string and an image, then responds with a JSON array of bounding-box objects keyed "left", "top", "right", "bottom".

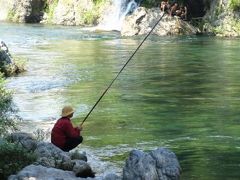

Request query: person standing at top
[
  {"left": 51, "top": 106, "right": 83, "bottom": 152},
  {"left": 160, "top": 0, "right": 170, "bottom": 13}
]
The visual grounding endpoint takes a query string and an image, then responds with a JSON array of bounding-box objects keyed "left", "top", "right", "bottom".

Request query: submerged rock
[
  {"left": 123, "top": 148, "right": 181, "bottom": 180},
  {"left": 121, "top": 7, "right": 199, "bottom": 36}
]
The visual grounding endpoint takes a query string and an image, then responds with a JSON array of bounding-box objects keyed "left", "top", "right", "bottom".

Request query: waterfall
[{"left": 97, "top": 0, "right": 138, "bottom": 31}]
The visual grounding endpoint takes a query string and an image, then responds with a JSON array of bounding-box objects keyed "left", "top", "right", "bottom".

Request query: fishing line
[{"left": 81, "top": 12, "right": 166, "bottom": 126}]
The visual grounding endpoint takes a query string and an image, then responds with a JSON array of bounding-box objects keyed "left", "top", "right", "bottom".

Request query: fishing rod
[{"left": 80, "top": 12, "right": 166, "bottom": 127}]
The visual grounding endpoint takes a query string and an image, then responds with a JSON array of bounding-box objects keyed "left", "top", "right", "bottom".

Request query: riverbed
[{"left": 1, "top": 22, "right": 240, "bottom": 179}]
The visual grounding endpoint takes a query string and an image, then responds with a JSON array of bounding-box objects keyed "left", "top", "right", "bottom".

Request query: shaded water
[{"left": 1, "top": 22, "right": 240, "bottom": 179}]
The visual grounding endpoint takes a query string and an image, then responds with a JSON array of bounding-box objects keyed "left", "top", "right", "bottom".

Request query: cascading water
[{"left": 97, "top": 0, "right": 138, "bottom": 31}]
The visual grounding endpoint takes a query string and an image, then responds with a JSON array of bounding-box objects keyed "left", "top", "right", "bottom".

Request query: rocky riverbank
[
  {"left": 7, "top": 132, "right": 181, "bottom": 180},
  {"left": 0, "top": 0, "right": 239, "bottom": 37}
]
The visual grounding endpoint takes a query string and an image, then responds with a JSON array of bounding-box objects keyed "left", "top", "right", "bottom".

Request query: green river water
[{"left": 1, "top": 22, "right": 240, "bottom": 179}]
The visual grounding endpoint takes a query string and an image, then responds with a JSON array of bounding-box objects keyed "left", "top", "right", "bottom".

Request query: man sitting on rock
[
  {"left": 51, "top": 106, "right": 83, "bottom": 152},
  {"left": 170, "top": 2, "right": 179, "bottom": 16},
  {"left": 180, "top": 5, "right": 188, "bottom": 20}
]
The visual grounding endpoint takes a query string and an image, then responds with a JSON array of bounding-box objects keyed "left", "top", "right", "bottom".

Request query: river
[{"left": 1, "top": 22, "right": 240, "bottom": 179}]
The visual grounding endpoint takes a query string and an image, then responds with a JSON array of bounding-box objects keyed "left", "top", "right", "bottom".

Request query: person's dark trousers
[{"left": 62, "top": 136, "right": 83, "bottom": 152}]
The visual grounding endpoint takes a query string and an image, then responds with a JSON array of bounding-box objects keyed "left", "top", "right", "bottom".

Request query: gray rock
[
  {"left": 7, "top": 132, "right": 37, "bottom": 151},
  {"left": 123, "top": 150, "right": 158, "bottom": 180},
  {"left": 0, "top": 41, "right": 13, "bottom": 64},
  {"left": 7, "top": 0, "right": 44, "bottom": 23},
  {"left": 121, "top": 7, "right": 199, "bottom": 36},
  {"left": 8, "top": 164, "right": 82, "bottom": 180},
  {"left": 150, "top": 148, "right": 181, "bottom": 180},
  {"left": 34, "top": 142, "right": 73, "bottom": 170},
  {"left": 103, "top": 173, "right": 122, "bottom": 180},
  {"left": 70, "top": 150, "right": 88, "bottom": 162},
  {"left": 0, "top": 41, "right": 23, "bottom": 76},
  {"left": 123, "top": 148, "right": 181, "bottom": 180},
  {"left": 73, "top": 160, "right": 95, "bottom": 178},
  {"left": 51, "top": 0, "right": 95, "bottom": 26}
]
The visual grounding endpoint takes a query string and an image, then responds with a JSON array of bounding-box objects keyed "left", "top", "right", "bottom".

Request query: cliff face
[
  {"left": 0, "top": 0, "right": 45, "bottom": 23},
  {"left": 0, "top": 0, "right": 110, "bottom": 25},
  {"left": 203, "top": 0, "right": 240, "bottom": 37}
]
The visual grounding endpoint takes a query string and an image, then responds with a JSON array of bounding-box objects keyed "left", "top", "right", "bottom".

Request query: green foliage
[
  {"left": 229, "top": 0, "right": 240, "bottom": 11},
  {"left": 140, "top": 0, "right": 161, "bottom": 8},
  {"left": 44, "top": 0, "right": 59, "bottom": 22},
  {"left": 33, "top": 128, "right": 51, "bottom": 141},
  {"left": 0, "top": 74, "right": 18, "bottom": 137},
  {"left": 81, "top": 0, "right": 108, "bottom": 25},
  {"left": 82, "top": 10, "right": 98, "bottom": 25},
  {"left": 7, "top": 10, "right": 16, "bottom": 22},
  {"left": 0, "top": 140, "right": 37, "bottom": 180}
]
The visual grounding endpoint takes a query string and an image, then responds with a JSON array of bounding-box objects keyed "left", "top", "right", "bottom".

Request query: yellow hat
[{"left": 61, "top": 106, "right": 74, "bottom": 117}]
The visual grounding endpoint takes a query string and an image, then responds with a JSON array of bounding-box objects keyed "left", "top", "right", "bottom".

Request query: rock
[
  {"left": 70, "top": 150, "right": 88, "bottom": 162},
  {"left": 121, "top": 7, "right": 199, "bottom": 36},
  {"left": 7, "top": 132, "right": 37, "bottom": 151},
  {"left": 72, "top": 160, "right": 95, "bottom": 178},
  {"left": 103, "top": 173, "right": 122, "bottom": 180},
  {"left": 8, "top": 164, "right": 82, "bottom": 180},
  {"left": 123, "top": 149, "right": 159, "bottom": 180},
  {"left": 0, "top": 41, "right": 14, "bottom": 65},
  {"left": 7, "top": 0, "right": 45, "bottom": 23},
  {"left": 34, "top": 142, "right": 73, "bottom": 170},
  {"left": 0, "top": 41, "right": 24, "bottom": 76},
  {"left": 150, "top": 148, "right": 181, "bottom": 180},
  {"left": 123, "top": 148, "right": 181, "bottom": 180}
]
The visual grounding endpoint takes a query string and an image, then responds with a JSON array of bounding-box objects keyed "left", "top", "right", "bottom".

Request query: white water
[{"left": 97, "top": 0, "right": 138, "bottom": 31}]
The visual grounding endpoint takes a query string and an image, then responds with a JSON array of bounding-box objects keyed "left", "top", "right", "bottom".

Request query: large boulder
[
  {"left": 123, "top": 148, "right": 181, "bottom": 180},
  {"left": 8, "top": 165, "right": 82, "bottom": 180},
  {"left": 34, "top": 142, "right": 73, "bottom": 170},
  {"left": 121, "top": 7, "right": 199, "bottom": 36},
  {"left": 7, "top": 132, "right": 38, "bottom": 151},
  {"left": 0, "top": 41, "right": 24, "bottom": 76},
  {"left": 7, "top": 0, "right": 45, "bottom": 23}
]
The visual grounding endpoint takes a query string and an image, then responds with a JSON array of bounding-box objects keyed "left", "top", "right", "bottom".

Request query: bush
[
  {"left": 229, "top": 0, "right": 240, "bottom": 11},
  {"left": 0, "top": 73, "right": 18, "bottom": 137},
  {"left": 0, "top": 140, "right": 37, "bottom": 180}
]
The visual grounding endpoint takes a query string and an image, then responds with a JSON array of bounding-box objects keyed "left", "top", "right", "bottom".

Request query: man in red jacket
[{"left": 51, "top": 106, "right": 83, "bottom": 152}]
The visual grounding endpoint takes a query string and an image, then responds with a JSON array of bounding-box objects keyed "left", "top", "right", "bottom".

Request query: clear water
[{"left": 1, "top": 22, "right": 240, "bottom": 179}]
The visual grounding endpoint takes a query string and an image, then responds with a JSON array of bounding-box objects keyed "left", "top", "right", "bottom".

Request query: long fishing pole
[{"left": 80, "top": 12, "right": 166, "bottom": 126}]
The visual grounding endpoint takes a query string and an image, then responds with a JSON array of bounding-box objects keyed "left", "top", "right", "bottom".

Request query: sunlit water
[{"left": 1, "top": 22, "right": 240, "bottom": 179}]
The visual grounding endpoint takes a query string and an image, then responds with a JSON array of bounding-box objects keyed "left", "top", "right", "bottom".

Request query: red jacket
[{"left": 51, "top": 117, "right": 80, "bottom": 149}]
